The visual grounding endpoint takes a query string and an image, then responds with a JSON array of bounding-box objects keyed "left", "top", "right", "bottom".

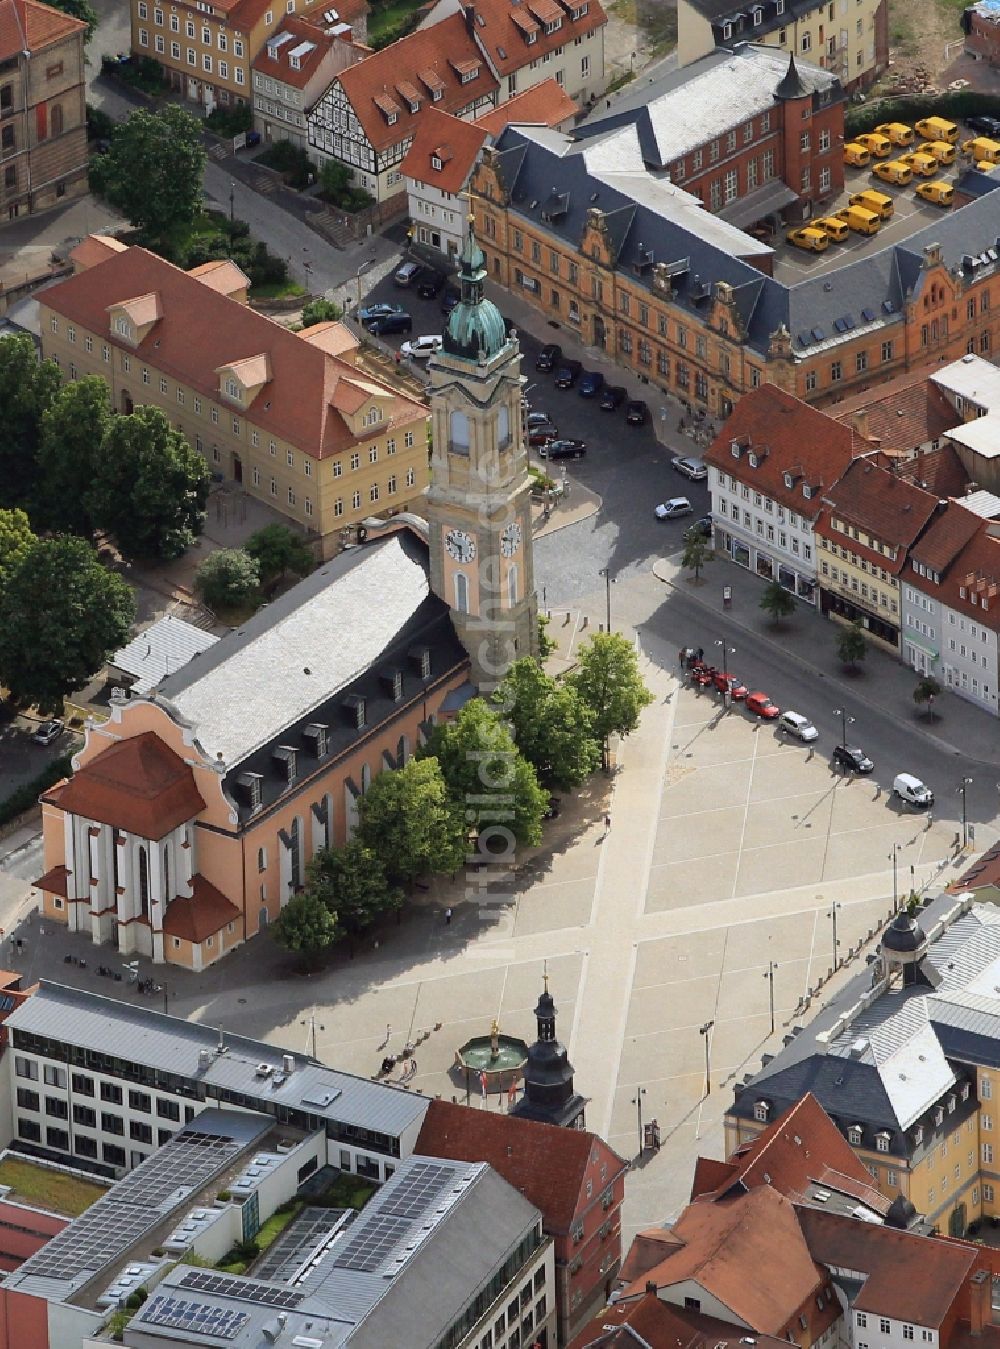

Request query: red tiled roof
[
  {"left": 475, "top": 76, "right": 577, "bottom": 134},
  {"left": 34, "top": 865, "right": 69, "bottom": 898},
  {"left": 704, "top": 385, "right": 857, "bottom": 518},
  {"left": 49, "top": 732, "right": 205, "bottom": 842},
  {"left": 619, "top": 1227, "right": 683, "bottom": 1286},
  {"left": 923, "top": 520, "right": 1000, "bottom": 629},
  {"left": 909, "top": 499, "right": 984, "bottom": 576},
  {"left": 689, "top": 1156, "right": 736, "bottom": 1199},
  {"left": 626, "top": 1188, "right": 832, "bottom": 1338},
  {"left": 951, "top": 838, "right": 1000, "bottom": 892},
  {"left": 797, "top": 1208, "right": 978, "bottom": 1326},
  {"left": 567, "top": 1292, "right": 792, "bottom": 1349},
  {"left": 337, "top": 13, "right": 499, "bottom": 153},
  {"left": 251, "top": 14, "right": 346, "bottom": 88},
  {"left": 887, "top": 443, "right": 970, "bottom": 499},
  {"left": 814, "top": 458, "right": 939, "bottom": 575},
  {"left": 400, "top": 106, "right": 487, "bottom": 193},
  {"left": 468, "top": 0, "right": 606, "bottom": 79},
  {"left": 0, "top": 0, "right": 84, "bottom": 60},
  {"left": 832, "top": 371, "right": 959, "bottom": 458},
  {"left": 69, "top": 235, "right": 127, "bottom": 273},
  {"left": 162, "top": 876, "right": 241, "bottom": 943},
  {"left": 41, "top": 246, "right": 427, "bottom": 461},
  {"left": 416, "top": 1098, "right": 626, "bottom": 1232}
]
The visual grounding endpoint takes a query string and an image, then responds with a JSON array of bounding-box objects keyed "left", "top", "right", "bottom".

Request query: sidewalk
[{"left": 653, "top": 549, "right": 1000, "bottom": 768}]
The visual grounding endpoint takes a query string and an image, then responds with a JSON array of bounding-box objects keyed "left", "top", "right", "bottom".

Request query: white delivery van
[{"left": 893, "top": 773, "right": 934, "bottom": 807}]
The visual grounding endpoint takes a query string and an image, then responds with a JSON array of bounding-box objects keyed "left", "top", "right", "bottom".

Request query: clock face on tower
[
  {"left": 445, "top": 528, "right": 477, "bottom": 564},
  {"left": 500, "top": 522, "right": 522, "bottom": 557}
]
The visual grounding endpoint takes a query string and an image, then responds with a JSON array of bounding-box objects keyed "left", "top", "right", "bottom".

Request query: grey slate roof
[
  {"left": 110, "top": 615, "right": 219, "bottom": 696},
  {"left": 7, "top": 981, "right": 430, "bottom": 1138}
]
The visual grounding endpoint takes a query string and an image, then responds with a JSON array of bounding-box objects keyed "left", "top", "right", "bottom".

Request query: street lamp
[
  {"left": 832, "top": 707, "right": 855, "bottom": 749},
  {"left": 958, "top": 776, "right": 973, "bottom": 848},
  {"left": 355, "top": 257, "right": 376, "bottom": 316},
  {"left": 889, "top": 842, "right": 902, "bottom": 915},
  {"left": 699, "top": 1021, "right": 714, "bottom": 1096},
  {"left": 715, "top": 638, "right": 736, "bottom": 682},
  {"left": 599, "top": 568, "right": 614, "bottom": 633},
  {"left": 829, "top": 901, "right": 841, "bottom": 970},
  {"left": 763, "top": 961, "right": 776, "bottom": 1036},
  {"left": 631, "top": 1086, "right": 646, "bottom": 1155},
  {"left": 229, "top": 180, "right": 235, "bottom": 226}
]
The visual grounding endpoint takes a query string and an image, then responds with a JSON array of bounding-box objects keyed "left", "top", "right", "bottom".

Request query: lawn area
[
  {"left": 367, "top": 0, "right": 424, "bottom": 49},
  {"left": 0, "top": 1156, "right": 108, "bottom": 1217}
]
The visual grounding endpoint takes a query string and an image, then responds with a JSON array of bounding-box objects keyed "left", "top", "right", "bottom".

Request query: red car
[
  {"left": 693, "top": 665, "right": 717, "bottom": 687},
  {"left": 713, "top": 673, "right": 748, "bottom": 700},
  {"left": 746, "top": 691, "right": 780, "bottom": 719}
]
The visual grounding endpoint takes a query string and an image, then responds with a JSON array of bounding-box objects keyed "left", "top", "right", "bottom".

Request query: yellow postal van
[
  {"left": 875, "top": 121, "right": 914, "bottom": 146},
  {"left": 900, "top": 151, "right": 939, "bottom": 178},
  {"left": 849, "top": 189, "right": 894, "bottom": 219},
  {"left": 923, "top": 140, "right": 956, "bottom": 165},
  {"left": 856, "top": 133, "right": 892, "bottom": 159},
  {"left": 844, "top": 141, "right": 871, "bottom": 167},
  {"left": 813, "top": 216, "right": 850, "bottom": 242},
  {"left": 835, "top": 205, "right": 880, "bottom": 235},
  {"left": 962, "top": 137, "right": 1000, "bottom": 163},
  {"left": 915, "top": 180, "right": 954, "bottom": 207},
  {"left": 915, "top": 116, "right": 959, "bottom": 144},
  {"left": 873, "top": 159, "right": 913, "bottom": 186},
  {"left": 786, "top": 226, "right": 829, "bottom": 252}
]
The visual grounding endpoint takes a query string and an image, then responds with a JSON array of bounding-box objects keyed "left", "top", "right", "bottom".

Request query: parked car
[
  {"left": 441, "top": 283, "right": 461, "bottom": 314},
  {"left": 416, "top": 269, "right": 446, "bottom": 298},
  {"left": 712, "top": 672, "right": 748, "bottom": 700},
  {"left": 32, "top": 720, "right": 64, "bottom": 746},
  {"left": 393, "top": 261, "right": 421, "bottom": 287},
  {"left": 625, "top": 399, "right": 649, "bottom": 425},
  {"left": 527, "top": 423, "right": 559, "bottom": 445},
  {"left": 671, "top": 454, "right": 708, "bottom": 481},
  {"left": 526, "top": 411, "right": 555, "bottom": 427},
  {"left": 746, "top": 691, "right": 780, "bottom": 719},
  {"left": 368, "top": 311, "right": 413, "bottom": 336},
  {"left": 401, "top": 334, "right": 443, "bottom": 359},
  {"left": 966, "top": 115, "right": 1000, "bottom": 139},
  {"left": 693, "top": 664, "right": 717, "bottom": 688},
  {"left": 695, "top": 514, "right": 712, "bottom": 537},
  {"left": 359, "top": 302, "right": 403, "bottom": 325},
  {"left": 535, "top": 343, "right": 562, "bottom": 371},
  {"left": 654, "top": 497, "right": 693, "bottom": 520},
  {"left": 600, "top": 384, "right": 627, "bottom": 410},
  {"left": 832, "top": 744, "right": 874, "bottom": 774},
  {"left": 779, "top": 710, "right": 819, "bottom": 742},
  {"left": 578, "top": 370, "right": 605, "bottom": 397},
  {"left": 539, "top": 438, "right": 586, "bottom": 460},
  {"left": 554, "top": 359, "right": 583, "bottom": 388},
  {"left": 893, "top": 772, "right": 934, "bottom": 807}
]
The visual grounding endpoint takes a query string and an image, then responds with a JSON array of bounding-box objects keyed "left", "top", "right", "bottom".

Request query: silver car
[
  {"left": 779, "top": 711, "right": 819, "bottom": 742},
  {"left": 654, "top": 497, "right": 693, "bottom": 520},
  {"left": 671, "top": 455, "right": 708, "bottom": 481}
]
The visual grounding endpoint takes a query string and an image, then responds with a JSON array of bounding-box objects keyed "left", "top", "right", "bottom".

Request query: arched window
[
  {"left": 138, "top": 845, "right": 149, "bottom": 917},
  {"left": 361, "top": 762, "right": 371, "bottom": 794},
  {"left": 454, "top": 571, "right": 469, "bottom": 613},
  {"left": 289, "top": 817, "right": 302, "bottom": 891},
  {"left": 508, "top": 563, "right": 518, "bottom": 606},
  {"left": 257, "top": 847, "right": 267, "bottom": 872},
  {"left": 449, "top": 410, "right": 470, "bottom": 454},
  {"left": 50, "top": 104, "right": 63, "bottom": 137},
  {"left": 497, "top": 405, "right": 510, "bottom": 449}
]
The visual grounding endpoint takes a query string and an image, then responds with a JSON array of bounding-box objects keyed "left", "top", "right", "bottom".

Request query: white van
[{"left": 893, "top": 773, "right": 934, "bottom": 807}]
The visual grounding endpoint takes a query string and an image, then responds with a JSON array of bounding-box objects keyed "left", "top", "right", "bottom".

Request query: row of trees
[
  {"left": 272, "top": 635, "right": 652, "bottom": 963},
  {"left": 194, "top": 526, "right": 315, "bottom": 613}
]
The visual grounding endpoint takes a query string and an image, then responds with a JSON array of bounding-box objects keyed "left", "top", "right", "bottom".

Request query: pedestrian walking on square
[
  {"left": 445, "top": 907, "right": 453, "bottom": 925},
  {"left": 604, "top": 813, "right": 611, "bottom": 836},
  {"left": 696, "top": 647, "right": 704, "bottom": 663}
]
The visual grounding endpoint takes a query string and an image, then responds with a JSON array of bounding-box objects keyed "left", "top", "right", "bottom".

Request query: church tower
[
  {"left": 426, "top": 217, "right": 537, "bottom": 691},
  {"left": 512, "top": 971, "right": 587, "bottom": 1130}
]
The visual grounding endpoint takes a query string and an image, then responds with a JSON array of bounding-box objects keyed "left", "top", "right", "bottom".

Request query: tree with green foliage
[
  {"left": 47, "top": 0, "right": 97, "bottom": 40},
  {"left": 244, "top": 523, "right": 314, "bottom": 586},
  {"left": 0, "top": 334, "right": 61, "bottom": 508},
  {"left": 194, "top": 549, "right": 260, "bottom": 611},
  {"left": 836, "top": 619, "right": 868, "bottom": 671},
  {"left": 0, "top": 509, "right": 35, "bottom": 592},
  {"left": 420, "top": 700, "right": 548, "bottom": 851},
  {"left": 88, "top": 406, "right": 211, "bottom": 560},
  {"left": 319, "top": 160, "right": 353, "bottom": 198},
  {"left": 270, "top": 890, "right": 339, "bottom": 969},
  {"left": 0, "top": 536, "right": 135, "bottom": 712},
  {"left": 537, "top": 613, "right": 556, "bottom": 659},
  {"left": 97, "top": 106, "right": 206, "bottom": 245},
  {"left": 681, "top": 525, "right": 712, "bottom": 581},
  {"left": 913, "top": 674, "right": 942, "bottom": 721},
  {"left": 35, "top": 376, "right": 113, "bottom": 536},
  {"left": 759, "top": 579, "right": 796, "bottom": 628},
  {"left": 299, "top": 297, "right": 342, "bottom": 328},
  {"left": 303, "top": 839, "right": 402, "bottom": 937},
  {"left": 568, "top": 631, "right": 653, "bottom": 744},
  {"left": 357, "top": 757, "right": 466, "bottom": 886},
  {"left": 493, "top": 658, "right": 601, "bottom": 791}
]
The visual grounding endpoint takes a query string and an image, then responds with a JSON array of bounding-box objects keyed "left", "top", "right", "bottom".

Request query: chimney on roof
[
  {"left": 969, "top": 1268, "right": 990, "bottom": 1335},
  {"left": 465, "top": 1, "right": 476, "bottom": 36},
  {"left": 852, "top": 409, "right": 871, "bottom": 444}
]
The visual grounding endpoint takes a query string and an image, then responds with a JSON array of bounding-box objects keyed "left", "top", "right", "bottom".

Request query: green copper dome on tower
[{"left": 443, "top": 216, "right": 509, "bottom": 362}]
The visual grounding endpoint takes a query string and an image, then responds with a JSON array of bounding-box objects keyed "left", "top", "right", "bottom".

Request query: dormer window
[
  {"left": 381, "top": 668, "right": 404, "bottom": 701},
  {"left": 570, "top": 1, "right": 588, "bottom": 15},
  {"left": 433, "top": 86, "right": 442, "bottom": 100},
  {"left": 303, "top": 723, "right": 328, "bottom": 758},
  {"left": 962, "top": 1082, "right": 971, "bottom": 1101},
  {"left": 875, "top": 1132, "right": 891, "bottom": 1153},
  {"left": 913, "top": 1124, "right": 923, "bottom": 1145},
  {"left": 238, "top": 771, "right": 263, "bottom": 812},
  {"left": 526, "top": 28, "right": 537, "bottom": 42},
  {"left": 273, "top": 745, "right": 297, "bottom": 785},
  {"left": 544, "top": 16, "right": 561, "bottom": 32},
  {"left": 753, "top": 1100, "right": 769, "bottom": 1122},
  {"left": 114, "top": 315, "right": 131, "bottom": 339},
  {"left": 722, "top": 20, "right": 732, "bottom": 37},
  {"left": 934, "top": 1105, "right": 944, "bottom": 1126},
  {"left": 409, "top": 645, "right": 431, "bottom": 678},
  {"left": 225, "top": 377, "right": 242, "bottom": 402},
  {"left": 947, "top": 1093, "right": 957, "bottom": 1113},
  {"left": 751, "top": 4, "right": 763, "bottom": 22},
  {"left": 802, "top": 484, "right": 813, "bottom": 500},
  {"left": 776, "top": 0, "right": 785, "bottom": 12},
  {"left": 431, "top": 154, "right": 443, "bottom": 170},
  {"left": 289, "top": 54, "right": 300, "bottom": 69},
  {"left": 387, "top": 110, "right": 397, "bottom": 124},
  {"left": 343, "top": 694, "right": 366, "bottom": 729},
  {"left": 848, "top": 1125, "right": 863, "bottom": 1145},
  {"left": 748, "top": 452, "right": 758, "bottom": 468},
  {"left": 783, "top": 472, "right": 794, "bottom": 488},
  {"left": 730, "top": 438, "right": 742, "bottom": 458},
  {"left": 460, "top": 65, "right": 480, "bottom": 83},
  {"left": 363, "top": 405, "right": 382, "bottom": 427}
]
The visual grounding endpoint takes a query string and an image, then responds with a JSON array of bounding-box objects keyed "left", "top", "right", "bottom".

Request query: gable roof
[
  {"left": 0, "top": 0, "right": 84, "bottom": 60},
  {"left": 567, "top": 1292, "right": 791, "bottom": 1349},
  {"left": 335, "top": 13, "right": 498, "bottom": 153},
  {"left": 815, "top": 458, "right": 939, "bottom": 572},
  {"left": 796, "top": 1208, "right": 978, "bottom": 1326},
  {"left": 400, "top": 105, "right": 488, "bottom": 193},
  {"left": 628, "top": 1187, "right": 829, "bottom": 1336},
  {"left": 47, "top": 732, "right": 206, "bottom": 841},
  {"left": 475, "top": 76, "right": 577, "bottom": 135},
  {"left": 888, "top": 443, "right": 970, "bottom": 500},
  {"left": 459, "top": 0, "right": 607, "bottom": 79},
  {"left": 831, "top": 370, "right": 960, "bottom": 458},
  {"left": 162, "top": 875, "right": 242, "bottom": 943},
  {"left": 251, "top": 14, "right": 345, "bottom": 90},
  {"left": 69, "top": 235, "right": 127, "bottom": 273},
  {"left": 909, "top": 500, "right": 986, "bottom": 576},
  {"left": 704, "top": 384, "right": 857, "bottom": 517},
  {"left": 924, "top": 520, "right": 1000, "bottom": 629},
  {"left": 40, "top": 245, "right": 427, "bottom": 461},
  {"left": 415, "top": 1097, "right": 626, "bottom": 1231}
]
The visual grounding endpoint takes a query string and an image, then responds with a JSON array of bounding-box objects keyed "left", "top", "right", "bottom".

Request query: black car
[
  {"left": 578, "top": 370, "right": 605, "bottom": 398},
  {"left": 369, "top": 311, "right": 413, "bottom": 336},
  {"left": 540, "top": 438, "right": 586, "bottom": 460},
  {"left": 832, "top": 744, "right": 874, "bottom": 774},
  {"left": 554, "top": 359, "right": 583, "bottom": 388},
  {"left": 625, "top": 398, "right": 649, "bottom": 425},
  {"left": 967, "top": 115, "right": 1000, "bottom": 138},
  {"left": 695, "top": 514, "right": 712, "bottom": 537},
  {"left": 600, "top": 385, "right": 626, "bottom": 410},
  {"left": 416, "top": 269, "right": 446, "bottom": 298},
  {"left": 441, "top": 283, "right": 461, "bottom": 314},
  {"left": 535, "top": 343, "right": 562, "bottom": 371}
]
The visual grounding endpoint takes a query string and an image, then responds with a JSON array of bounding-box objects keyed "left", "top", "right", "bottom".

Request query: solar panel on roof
[{"left": 142, "top": 1296, "right": 249, "bottom": 1341}]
